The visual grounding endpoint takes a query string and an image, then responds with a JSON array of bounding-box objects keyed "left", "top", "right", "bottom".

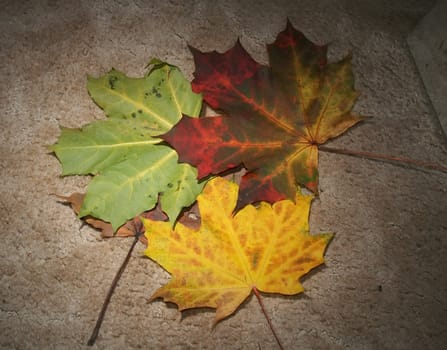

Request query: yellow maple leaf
[{"left": 143, "top": 177, "right": 333, "bottom": 324}]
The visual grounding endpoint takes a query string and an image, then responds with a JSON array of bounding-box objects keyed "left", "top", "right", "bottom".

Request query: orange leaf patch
[{"left": 163, "top": 21, "right": 364, "bottom": 209}]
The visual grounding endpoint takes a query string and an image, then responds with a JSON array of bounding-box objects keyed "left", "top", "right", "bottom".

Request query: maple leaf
[
  {"left": 50, "top": 60, "right": 204, "bottom": 230},
  {"left": 54, "top": 193, "right": 167, "bottom": 239},
  {"left": 162, "top": 22, "right": 364, "bottom": 209},
  {"left": 143, "top": 177, "right": 332, "bottom": 324}
]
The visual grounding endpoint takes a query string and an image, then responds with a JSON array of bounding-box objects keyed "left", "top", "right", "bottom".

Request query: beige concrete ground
[
  {"left": 407, "top": 0, "right": 447, "bottom": 136},
  {"left": 1, "top": 1, "right": 446, "bottom": 349}
]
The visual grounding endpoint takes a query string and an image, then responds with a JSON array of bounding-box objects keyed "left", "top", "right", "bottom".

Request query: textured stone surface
[
  {"left": 407, "top": 0, "right": 447, "bottom": 137},
  {"left": 1, "top": 1, "right": 446, "bottom": 349}
]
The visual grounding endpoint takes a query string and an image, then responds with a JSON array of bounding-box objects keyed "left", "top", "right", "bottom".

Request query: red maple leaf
[{"left": 163, "top": 21, "right": 364, "bottom": 209}]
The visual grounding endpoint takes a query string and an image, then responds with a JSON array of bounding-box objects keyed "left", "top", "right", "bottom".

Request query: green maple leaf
[{"left": 51, "top": 60, "right": 203, "bottom": 230}]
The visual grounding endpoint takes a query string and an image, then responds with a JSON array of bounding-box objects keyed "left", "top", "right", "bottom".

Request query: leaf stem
[
  {"left": 319, "top": 145, "right": 447, "bottom": 173},
  {"left": 87, "top": 231, "right": 142, "bottom": 346},
  {"left": 253, "top": 287, "right": 284, "bottom": 350}
]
